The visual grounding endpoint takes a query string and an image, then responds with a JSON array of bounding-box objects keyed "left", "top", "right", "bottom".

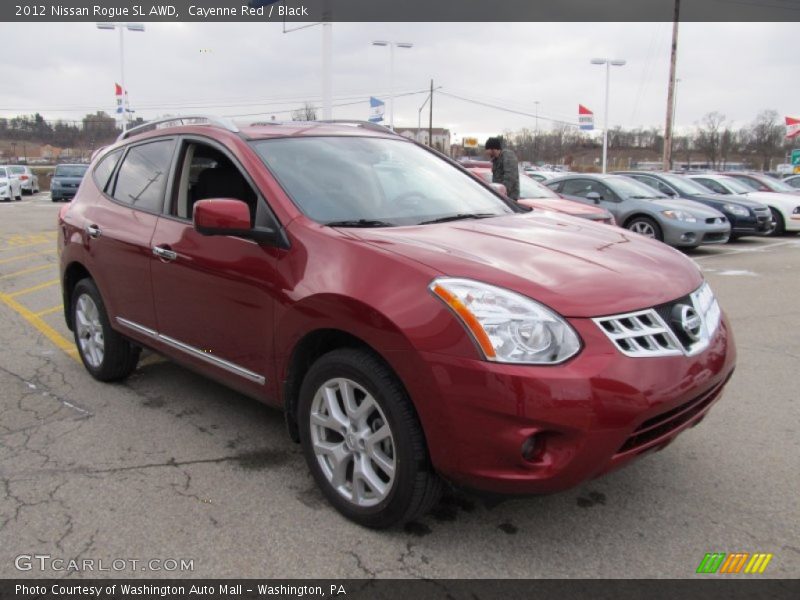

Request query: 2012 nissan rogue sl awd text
[{"left": 58, "top": 118, "right": 736, "bottom": 528}]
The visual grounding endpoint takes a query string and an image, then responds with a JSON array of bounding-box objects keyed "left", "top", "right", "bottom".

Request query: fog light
[
  {"left": 681, "top": 232, "right": 696, "bottom": 242},
  {"left": 521, "top": 434, "right": 545, "bottom": 462}
]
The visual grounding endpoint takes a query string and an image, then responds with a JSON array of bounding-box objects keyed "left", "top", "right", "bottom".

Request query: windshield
[
  {"left": 251, "top": 137, "right": 515, "bottom": 226},
  {"left": 0, "top": 168, "right": 7, "bottom": 178},
  {"left": 8, "top": 166, "right": 25, "bottom": 174},
  {"left": 519, "top": 174, "right": 560, "bottom": 198},
  {"left": 55, "top": 165, "right": 88, "bottom": 178},
  {"left": 606, "top": 176, "right": 669, "bottom": 199},
  {"left": 714, "top": 176, "right": 754, "bottom": 194},
  {"left": 745, "top": 175, "right": 794, "bottom": 192},
  {"left": 659, "top": 173, "right": 713, "bottom": 195}
]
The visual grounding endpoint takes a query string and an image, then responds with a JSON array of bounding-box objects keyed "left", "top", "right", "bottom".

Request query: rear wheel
[
  {"left": 298, "top": 348, "right": 442, "bottom": 528},
  {"left": 626, "top": 216, "right": 663, "bottom": 241},
  {"left": 767, "top": 207, "right": 785, "bottom": 236},
  {"left": 72, "top": 279, "right": 140, "bottom": 382}
]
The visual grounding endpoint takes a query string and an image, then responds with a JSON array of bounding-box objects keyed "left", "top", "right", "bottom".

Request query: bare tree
[
  {"left": 695, "top": 112, "right": 726, "bottom": 168},
  {"left": 748, "top": 109, "right": 784, "bottom": 171},
  {"left": 291, "top": 102, "right": 318, "bottom": 121}
]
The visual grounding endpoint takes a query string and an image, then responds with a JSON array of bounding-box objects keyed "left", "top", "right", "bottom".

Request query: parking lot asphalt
[{"left": 1, "top": 192, "right": 798, "bottom": 579}]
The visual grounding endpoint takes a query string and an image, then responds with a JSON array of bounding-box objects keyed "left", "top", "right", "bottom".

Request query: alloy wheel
[
  {"left": 75, "top": 294, "right": 105, "bottom": 368},
  {"left": 309, "top": 377, "right": 396, "bottom": 507}
]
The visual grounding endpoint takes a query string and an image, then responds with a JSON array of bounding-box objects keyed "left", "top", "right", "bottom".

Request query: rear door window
[{"left": 112, "top": 140, "right": 176, "bottom": 213}]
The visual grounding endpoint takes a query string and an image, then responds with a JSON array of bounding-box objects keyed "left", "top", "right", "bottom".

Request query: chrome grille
[
  {"left": 595, "top": 283, "right": 722, "bottom": 358},
  {"left": 594, "top": 309, "right": 683, "bottom": 357}
]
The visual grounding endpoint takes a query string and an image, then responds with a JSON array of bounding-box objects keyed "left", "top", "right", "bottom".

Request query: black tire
[
  {"left": 298, "top": 348, "right": 442, "bottom": 528},
  {"left": 626, "top": 216, "right": 663, "bottom": 241},
  {"left": 71, "top": 278, "right": 140, "bottom": 382},
  {"left": 767, "top": 207, "right": 785, "bottom": 236}
]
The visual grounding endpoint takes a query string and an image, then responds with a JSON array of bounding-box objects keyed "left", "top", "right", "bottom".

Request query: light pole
[
  {"left": 669, "top": 78, "right": 681, "bottom": 170},
  {"left": 96, "top": 22, "right": 145, "bottom": 133},
  {"left": 590, "top": 58, "right": 626, "bottom": 173},
  {"left": 372, "top": 40, "right": 413, "bottom": 130}
]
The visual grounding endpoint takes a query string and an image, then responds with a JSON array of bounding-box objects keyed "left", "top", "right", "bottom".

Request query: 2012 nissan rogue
[{"left": 58, "top": 117, "right": 736, "bottom": 528}]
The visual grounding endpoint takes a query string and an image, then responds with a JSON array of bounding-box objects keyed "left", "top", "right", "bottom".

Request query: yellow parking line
[
  {"left": 0, "top": 239, "right": 55, "bottom": 252},
  {"left": 35, "top": 304, "right": 63, "bottom": 317},
  {"left": 0, "top": 291, "right": 78, "bottom": 361},
  {"left": 0, "top": 249, "right": 56, "bottom": 265},
  {"left": 0, "top": 263, "right": 54, "bottom": 280},
  {"left": 8, "top": 278, "right": 60, "bottom": 298}
]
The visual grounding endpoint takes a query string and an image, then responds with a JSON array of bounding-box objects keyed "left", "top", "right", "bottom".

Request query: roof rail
[
  {"left": 117, "top": 116, "right": 240, "bottom": 141},
  {"left": 314, "top": 120, "right": 400, "bottom": 136},
  {"left": 247, "top": 119, "right": 400, "bottom": 136}
]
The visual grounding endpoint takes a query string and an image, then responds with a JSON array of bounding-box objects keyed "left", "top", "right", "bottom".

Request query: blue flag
[{"left": 369, "top": 97, "right": 385, "bottom": 123}]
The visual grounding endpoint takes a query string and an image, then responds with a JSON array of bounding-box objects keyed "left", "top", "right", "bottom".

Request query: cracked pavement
[{"left": 0, "top": 196, "right": 798, "bottom": 578}]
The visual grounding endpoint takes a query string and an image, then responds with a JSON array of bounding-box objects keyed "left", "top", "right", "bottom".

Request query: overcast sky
[{"left": 1, "top": 21, "right": 796, "bottom": 142}]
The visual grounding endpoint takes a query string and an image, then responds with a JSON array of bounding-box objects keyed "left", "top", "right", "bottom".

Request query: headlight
[
  {"left": 661, "top": 210, "right": 697, "bottom": 223},
  {"left": 793, "top": 207, "right": 800, "bottom": 215},
  {"left": 722, "top": 203, "right": 749, "bottom": 217},
  {"left": 692, "top": 281, "right": 721, "bottom": 336},
  {"left": 430, "top": 278, "right": 581, "bottom": 364}
]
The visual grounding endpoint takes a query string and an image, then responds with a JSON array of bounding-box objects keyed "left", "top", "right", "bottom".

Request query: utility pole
[
  {"left": 428, "top": 79, "right": 433, "bottom": 150},
  {"left": 663, "top": 0, "right": 680, "bottom": 171}
]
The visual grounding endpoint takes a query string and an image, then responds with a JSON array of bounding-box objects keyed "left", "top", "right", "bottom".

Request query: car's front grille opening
[{"left": 595, "top": 309, "right": 683, "bottom": 358}]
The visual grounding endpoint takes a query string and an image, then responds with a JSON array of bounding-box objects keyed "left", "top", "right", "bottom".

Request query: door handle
[
  {"left": 152, "top": 246, "right": 178, "bottom": 262},
  {"left": 85, "top": 224, "right": 102, "bottom": 239}
]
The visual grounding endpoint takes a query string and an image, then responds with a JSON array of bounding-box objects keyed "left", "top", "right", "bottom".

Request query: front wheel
[
  {"left": 298, "top": 349, "right": 442, "bottom": 528},
  {"left": 626, "top": 216, "right": 663, "bottom": 241},
  {"left": 766, "top": 207, "right": 785, "bottom": 236},
  {"left": 72, "top": 279, "right": 140, "bottom": 381}
]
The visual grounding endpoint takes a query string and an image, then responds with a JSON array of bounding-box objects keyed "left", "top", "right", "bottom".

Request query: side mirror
[
  {"left": 194, "top": 198, "right": 251, "bottom": 234},
  {"left": 490, "top": 182, "right": 508, "bottom": 196},
  {"left": 664, "top": 188, "right": 677, "bottom": 197},
  {"left": 586, "top": 191, "right": 602, "bottom": 203},
  {"left": 193, "top": 198, "right": 281, "bottom": 245}
]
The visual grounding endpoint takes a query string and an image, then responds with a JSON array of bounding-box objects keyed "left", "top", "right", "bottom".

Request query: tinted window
[
  {"left": 0, "top": 168, "right": 7, "bottom": 178},
  {"left": 112, "top": 140, "right": 175, "bottom": 212},
  {"left": 93, "top": 150, "right": 122, "bottom": 192},
  {"left": 54, "top": 165, "right": 89, "bottom": 177},
  {"left": 8, "top": 166, "right": 25, "bottom": 174},
  {"left": 561, "top": 179, "right": 594, "bottom": 197}
]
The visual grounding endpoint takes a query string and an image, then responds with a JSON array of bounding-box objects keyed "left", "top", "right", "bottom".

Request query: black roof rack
[{"left": 117, "top": 115, "right": 240, "bottom": 141}]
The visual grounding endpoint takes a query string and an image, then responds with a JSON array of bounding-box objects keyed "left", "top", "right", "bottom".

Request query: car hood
[
  {"left": 687, "top": 193, "right": 766, "bottom": 209},
  {"left": 348, "top": 212, "right": 703, "bottom": 318},
  {"left": 518, "top": 196, "right": 606, "bottom": 217},
  {"left": 648, "top": 197, "right": 724, "bottom": 217},
  {"left": 739, "top": 191, "right": 800, "bottom": 207}
]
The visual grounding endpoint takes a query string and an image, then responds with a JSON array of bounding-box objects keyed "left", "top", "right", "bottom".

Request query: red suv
[{"left": 58, "top": 118, "right": 736, "bottom": 528}]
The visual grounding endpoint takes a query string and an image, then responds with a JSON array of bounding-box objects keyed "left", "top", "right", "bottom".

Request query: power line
[{"left": 437, "top": 90, "right": 578, "bottom": 128}]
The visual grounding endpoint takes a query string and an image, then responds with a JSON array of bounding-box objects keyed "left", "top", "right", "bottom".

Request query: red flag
[
  {"left": 578, "top": 104, "right": 593, "bottom": 115},
  {"left": 115, "top": 83, "right": 123, "bottom": 96},
  {"left": 786, "top": 116, "right": 800, "bottom": 139}
]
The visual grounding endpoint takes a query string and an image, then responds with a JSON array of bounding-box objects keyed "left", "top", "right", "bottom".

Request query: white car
[
  {"left": 784, "top": 174, "right": 800, "bottom": 190},
  {"left": 687, "top": 173, "right": 800, "bottom": 236},
  {"left": 7, "top": 165, "right": 39, "bottom": 194},
  {"left": 0, "top": 166, "right": 23, "bottom": 201}
]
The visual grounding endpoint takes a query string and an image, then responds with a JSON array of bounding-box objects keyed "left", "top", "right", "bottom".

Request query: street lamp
[
  {"left": 590, "top": 58, "right": 626, "bottom": 173},
  {"left": 372, "top": 40, "right": 413, "bottom": 130},
  {"left": 97, "top": 22, "right": 146, "bottom": 133}
]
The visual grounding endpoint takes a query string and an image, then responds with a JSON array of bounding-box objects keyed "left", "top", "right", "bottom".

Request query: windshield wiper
[
  {"left": 325, "top": 219, "right": 396, "bottom": 228},
  {"left": 419, "top": 213, "right": 497, "bottom": 225}
]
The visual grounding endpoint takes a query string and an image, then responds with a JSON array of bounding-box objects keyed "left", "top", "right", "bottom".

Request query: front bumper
[
  {"left": 663, "top": 220, "right": 730, "bottom": 247},
  {"left": 404, "top": 315, "right": 736, "bottom": 495}
]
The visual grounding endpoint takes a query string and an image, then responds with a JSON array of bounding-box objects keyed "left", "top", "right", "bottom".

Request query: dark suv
[{"left": 58, "top": 118, "right": 735, "bottom": 528}]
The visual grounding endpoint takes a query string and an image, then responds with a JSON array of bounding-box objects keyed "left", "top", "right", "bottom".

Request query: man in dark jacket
[{"left": 485, "top": 137, "right": 519, "bottom": 200}]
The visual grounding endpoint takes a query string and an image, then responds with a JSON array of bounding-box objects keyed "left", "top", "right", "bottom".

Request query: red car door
[{"left": 148, "top": 139, "right": 282, "bottom": 400}]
